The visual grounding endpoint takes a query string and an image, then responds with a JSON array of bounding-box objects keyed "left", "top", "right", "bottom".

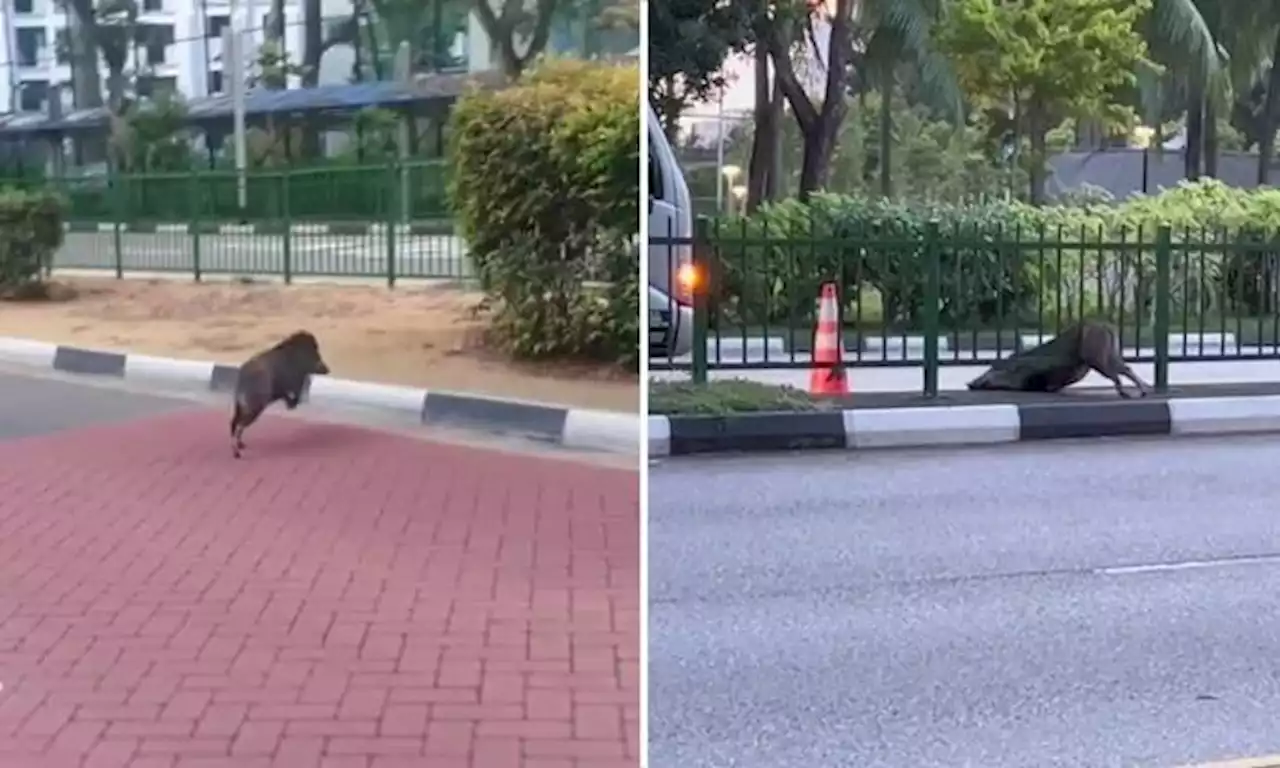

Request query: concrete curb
[
  {"left": 0, "top": 337, "right": 638, "bottom": 456},
  {"left": 648, "top": 395, "right": 1280, "bottom": 457}
]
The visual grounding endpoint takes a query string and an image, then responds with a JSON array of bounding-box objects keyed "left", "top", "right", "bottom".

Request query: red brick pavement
[{"left": 0, "top": 409, "right": 640, "bottom": 768}]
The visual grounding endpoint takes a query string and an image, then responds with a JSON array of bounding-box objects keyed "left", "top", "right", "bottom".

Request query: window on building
[
  {"left": 141, "top": 24, "right": 174, "bottom": 66},
  {"left": 14, "top": 0, "right": 35, "bottom": 15},
  {"left": 207, "top": 15, "right": 229, "bottom": 38},
  {"left": 207, "top": 69, "right": 224, "bottom": 94},
  {"left": 19, "top": 81, "right": 48, "bottom": 112},
  {"left": 142, "top": 0, "right": 163, "bottom": 11},
  {"left": 16, "top": 28, "right": 46, "bottom": 68}
]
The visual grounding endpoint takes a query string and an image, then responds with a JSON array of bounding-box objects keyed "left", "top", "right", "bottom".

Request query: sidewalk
[{"left": 0, "top": 407, "right": 639, "bottom": 767}]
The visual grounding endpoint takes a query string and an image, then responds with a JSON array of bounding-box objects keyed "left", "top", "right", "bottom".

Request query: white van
[{"left": 647, "top": 102, "right": 696, "bottom": 359}]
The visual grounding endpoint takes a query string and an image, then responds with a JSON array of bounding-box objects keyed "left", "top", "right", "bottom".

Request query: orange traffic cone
[{"left": 809, "top": 282, "right": 849, "bottom": 396}]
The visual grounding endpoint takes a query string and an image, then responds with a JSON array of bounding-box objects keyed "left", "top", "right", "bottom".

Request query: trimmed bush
[
  {"left": 714, "top": 178, "right": 1280, "bottom": 333},
  {"left": 0, "top": 188, "right": 64, "bottom": 294},
  {"left": 448, "top": 60, "right": 639, "bottom": 369}
]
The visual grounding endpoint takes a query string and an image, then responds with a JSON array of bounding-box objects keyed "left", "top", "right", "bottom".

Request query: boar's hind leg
[
  {"left": 1117, "top": 361, "right": 1151, "bottom": 397},
  {"left": 1093, "top": 359, "right": 1149, "bottom": 399}
]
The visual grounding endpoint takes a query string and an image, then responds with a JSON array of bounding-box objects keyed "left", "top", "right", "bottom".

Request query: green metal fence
[
  {"left": 650, "top": 219, "right": 1280, "bottom": 395},
  {"left": 27, "top": 161, "right": 470, "bottom": 282}
]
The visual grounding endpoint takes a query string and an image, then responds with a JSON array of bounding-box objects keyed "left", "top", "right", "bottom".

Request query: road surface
[
  {"left": 0, "top": 368, "right": 639, "bottom": 767},
  {"left": 649, "top": 438, "right": 1280, "bottom": 768},
  {"left": 55, "top": 231, "right": 473, "bottom": 280}
]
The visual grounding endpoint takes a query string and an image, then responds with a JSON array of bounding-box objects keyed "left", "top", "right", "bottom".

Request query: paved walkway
[{"left": 0, "top": 408, "right": 639, "bottom": 767}]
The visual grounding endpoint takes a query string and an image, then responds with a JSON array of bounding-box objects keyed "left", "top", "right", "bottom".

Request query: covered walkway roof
[{"left": 0, "top": 70, "right": 507, "bottom": 137}]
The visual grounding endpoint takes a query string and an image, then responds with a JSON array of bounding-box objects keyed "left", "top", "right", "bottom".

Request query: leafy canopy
[{"left": 938, "top": 0, "right": 1156, "bottom": 127}]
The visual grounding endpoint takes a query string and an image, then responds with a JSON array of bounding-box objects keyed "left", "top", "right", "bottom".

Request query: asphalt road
[
  {"left": 0, "top": 364, "right": 634, "bottom": 468},
  {"left": 0, "top": 369, "right": 195, "bottom": 440},
  {"left": 650, "top": 438, "right": 1280, "bottom": 768},
  {"left": 54, "top": 232, "right": 473, "bottom": 279}
]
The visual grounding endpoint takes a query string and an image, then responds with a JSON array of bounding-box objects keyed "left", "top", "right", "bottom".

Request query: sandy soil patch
[{"left": 0, "top": 277, "right": 638, "bottom": 413}]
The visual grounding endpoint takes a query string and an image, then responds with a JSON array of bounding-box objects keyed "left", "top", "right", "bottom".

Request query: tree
[
  {"left": 470, "top": 0, "right": 560, "bottom": 80},
  {"left": 1131, "top": 0, "right": 1220, "bottom": 180},
  {"left": 938, "top": 0, "right": 1154, "bottom": 204},
  {"left": 1259, "top": 29, "right": 1280, "bottom": 184},
  {"left": 847, "top": 0, "right": 961, "bottom": 198},
  {"left": 647, "top": 0, "right": 749, "bottom": 136},
  {"left": 93, "top": 0, "right": 141, "bottom": 111},
  {"left": 764, "top": 0, "right": 856, "bottom": 197}
]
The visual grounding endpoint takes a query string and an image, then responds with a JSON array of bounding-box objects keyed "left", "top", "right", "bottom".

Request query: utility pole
[{"left": 226, "top": 0, "right": 248, "bottom": 214}]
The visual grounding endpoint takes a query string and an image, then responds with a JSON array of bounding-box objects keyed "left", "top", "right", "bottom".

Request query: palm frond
[{"left": 1149, "top": 0, "right": 1222, "bottom": 80}]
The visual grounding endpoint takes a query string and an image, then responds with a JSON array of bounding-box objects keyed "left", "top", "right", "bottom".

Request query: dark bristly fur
[
  {"left": 967, "top": 320, "right": 1150, "bottom": 398},
  {"left": 230, "top": 331, "right": 330, "bottom": 458}
]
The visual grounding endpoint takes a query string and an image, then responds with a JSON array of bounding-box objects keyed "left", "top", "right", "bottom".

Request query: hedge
[
  {"left": 0, "top": 188, "right": 64, "bottom": 293},
  {"left": 448, "top": 60, "right": 639, "bottom": 370},
  {"left": 712, "top": 179, "right": 1280, "bottom": 330}
]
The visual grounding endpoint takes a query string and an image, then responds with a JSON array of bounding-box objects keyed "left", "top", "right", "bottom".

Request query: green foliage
[
  {"left": 448, "top": 60, "right": 639, "bottom": 369},
  {"left": 0, "top": 189, "right": 65, "bottom": 293},
  {"left": 682, "top": 94, "right": 1031, "bottom": 209},
  {"left": 718, "top": 178, "right": 1280, "bottom": 331},
  {"left": 647, "top": 0, "right": 749, "bottom": 131},
  {"left": 938, "top": 0, "right": 1154, "bottom": 200},
  {"left": 939, "top": 0, "right": 1154, "bottom": 125},
  {"left": 110, "top": 95, "right": 195, "bottom": 173},
  {"left": 714, "top": 193, "right": 1037, "bottom": 329}
]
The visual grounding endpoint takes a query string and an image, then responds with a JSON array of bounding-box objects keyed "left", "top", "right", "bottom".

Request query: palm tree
[
  {"left": 852, "top": 0, "right": 962, "bottom": 198},
  {"left": 1140, "top": 0, "right": 1222, "bottom": 180}
]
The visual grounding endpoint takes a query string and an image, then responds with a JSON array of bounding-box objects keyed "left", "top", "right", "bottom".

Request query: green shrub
[
  {"left": 0, "top": 188, "right": 64, "bottom": 292},
  {"left": 713, "top": 178, "right": 1280, "bottom": 333},
  {"left": 448, "top": 59, "right": 639, "bottom": 369},
  {"left": 713, "top": 193, "right": 1038, "bottom": 329}
]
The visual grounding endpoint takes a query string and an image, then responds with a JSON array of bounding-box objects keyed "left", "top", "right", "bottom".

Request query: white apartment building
[
  {"left": 0, "top": 0, "right": 636, "bottom": 115},
  {"left": 0, "top": 0, "right": 336, "bottom": 113}
]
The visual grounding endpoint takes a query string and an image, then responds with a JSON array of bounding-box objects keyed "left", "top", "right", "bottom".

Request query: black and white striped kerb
[
  {"left": 0, "top": 340, "right": 636, "bottom": 455},
  {"left": 650, "top": 394, "right": 1280, "bottom": 457}
]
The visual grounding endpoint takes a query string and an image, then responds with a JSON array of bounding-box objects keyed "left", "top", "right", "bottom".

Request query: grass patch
[{"left": 650, "top": 379, "right": 835, "bottom": 415}]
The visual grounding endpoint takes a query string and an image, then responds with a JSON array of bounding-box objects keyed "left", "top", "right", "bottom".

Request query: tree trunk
[
  {"left": 300, "top": 0, "right": 323, "bottom": 157},
  {"left": 1204, "top": 96, "right": 1218, "bottom": 178},
  {"left": 67, "top": 6, "right": 106, "bottom": 164},
  {"left": 1027, "top": 102, "right": 1047, "bottom": 206},
  {"left": 797, "top": 118, "right": 841, "bottom": 198},
  {"left": 1185, "top": 80, "right": 1204, "bottom": 180},
  {"left": 767, "top": 83, "right": 783, "bottom": 199},
  {"left": 878, "top": 76, "right": 892, "bottom": 198},
  {"left": 67, "top": 8, "right": 103, "bottom": 109},
  {"left": 767, "top": 0, "right": 853, "bottom": 200},
  {"left": 746, "top": 45, "right": 780, "bottom": 213},
  {"left": 1259, "top": 27, "right": 1280, "bottom": 185}
]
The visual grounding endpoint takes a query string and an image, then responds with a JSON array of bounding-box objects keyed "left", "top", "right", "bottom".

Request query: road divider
[
  {"left": 650, "top": 392, "right": 1280, "bottom": 457},
  {"left": 0, "top": 336, "right": 637, "bottom": 456}
]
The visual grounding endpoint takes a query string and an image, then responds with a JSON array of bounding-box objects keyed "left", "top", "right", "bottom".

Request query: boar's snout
[{"left": 313, "top": 357, "right": 331, "bottom": 376}]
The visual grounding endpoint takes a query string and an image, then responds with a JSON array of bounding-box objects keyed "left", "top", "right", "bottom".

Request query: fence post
[
  {"left": 691, "top": 217, "right": 710, "bottom": 385},
  {"left": 189, "top": 168, "right": 202, "bottom": 282},
  {"left": 1154, "top": 224, "right": 1172, "bottom": 393},
  {"left": 281, "top": 168, "right": 293, "bottom": 285},
  {"left": 111, "top": 169, "right": 125, "bottom": 279},
  {"left": 921, "top": 220, "right": 942, "bottom": 398},
  {"left": 385, "top": 159, "right": 398, "bottom": 288}
]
